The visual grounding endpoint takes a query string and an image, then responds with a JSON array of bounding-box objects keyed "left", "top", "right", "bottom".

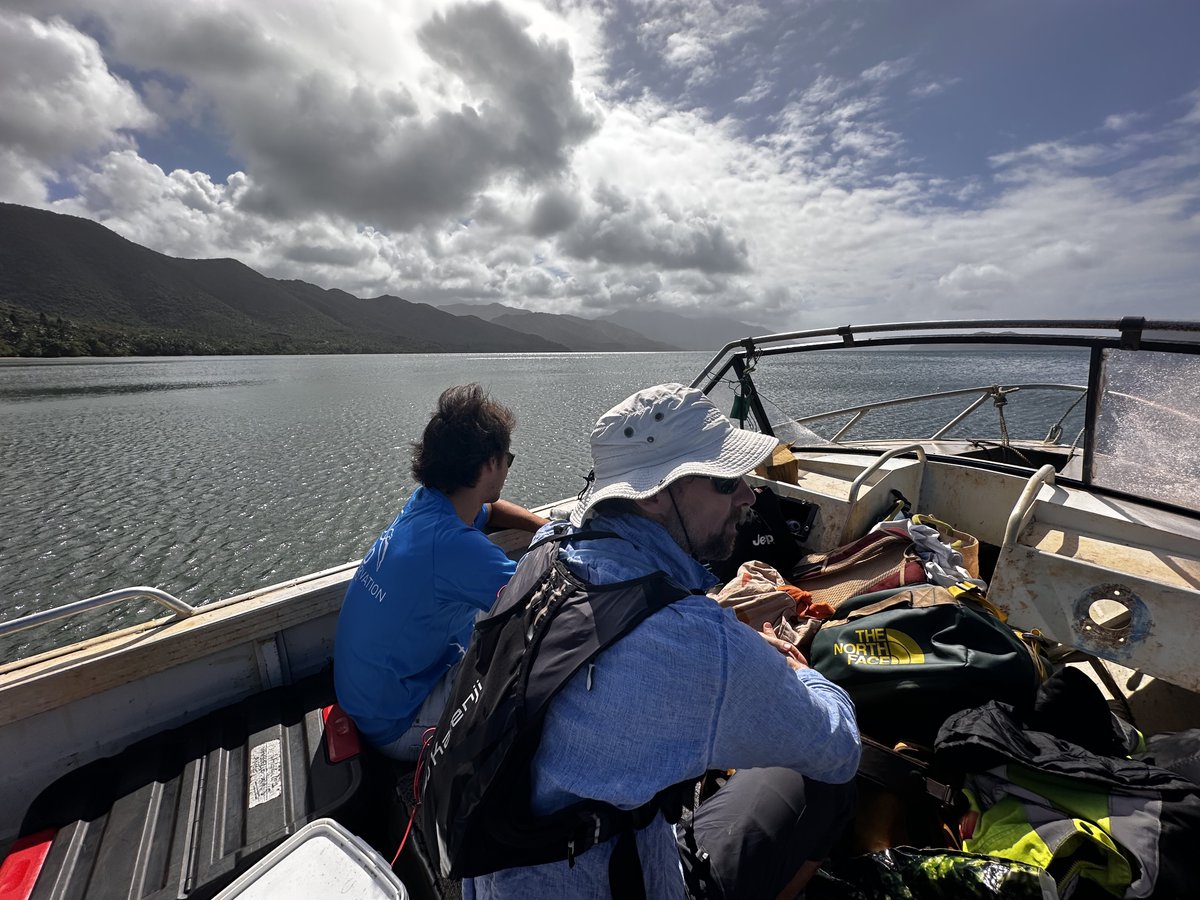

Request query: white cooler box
[{"left": 214, "top": 818, "right": 409, "bottom": 899}]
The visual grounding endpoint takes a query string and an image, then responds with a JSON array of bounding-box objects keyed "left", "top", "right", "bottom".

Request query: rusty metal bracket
[{"left": 1071, "top": 583, "right": 1151, "bottom": 661}]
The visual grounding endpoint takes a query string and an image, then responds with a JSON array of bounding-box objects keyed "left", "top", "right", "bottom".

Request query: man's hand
[{"left": 760, "top": 622, "right": 808, "bottom": 671}]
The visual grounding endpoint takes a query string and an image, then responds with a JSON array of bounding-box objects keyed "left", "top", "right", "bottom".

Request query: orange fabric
[{"left": 712, "top": 561, "right": 833, "bottom": 654}]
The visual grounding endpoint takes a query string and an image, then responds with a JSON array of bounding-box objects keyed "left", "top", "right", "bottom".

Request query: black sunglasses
[
  {"left": 709, "top": 476, "right": 741, "bottom": 495},
  {"left": 504, "top": 451, "right": 515, "bottom": 467}
]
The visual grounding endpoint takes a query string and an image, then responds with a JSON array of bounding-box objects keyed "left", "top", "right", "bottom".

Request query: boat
[{"left": 2, "top": 317, "right": 1199, "bottom": 898}]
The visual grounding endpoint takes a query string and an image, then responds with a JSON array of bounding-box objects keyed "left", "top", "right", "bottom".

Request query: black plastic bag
[{"left": 807, "top": 847, "right": 1054, "bottom": 900}]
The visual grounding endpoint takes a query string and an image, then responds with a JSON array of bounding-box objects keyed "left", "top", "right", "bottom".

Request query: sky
[{"left": 1, "top": 0, "right": 1198, "bottom": 330}]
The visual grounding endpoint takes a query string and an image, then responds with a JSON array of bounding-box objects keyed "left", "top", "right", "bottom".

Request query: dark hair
[{"left": 411, "top": 384, "right": 515, "bottom": 492}]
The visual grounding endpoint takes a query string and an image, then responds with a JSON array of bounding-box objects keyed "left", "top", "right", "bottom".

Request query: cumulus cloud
[
  {"left": 0, "top": 11, "right": 154, "bottom": 201},
  {"left": 0, "top": 148, "right": 54, "bottom": 205},
  {"left": 989, "top": 141, "right": 1117, "bottom": 174},
  {"left": 0, "top": 1, "right": 1197, "bottom": 328},
  {"left": 528, "top": 185, "right": 583, "bottom": 236},
  {"left": 937, "top": 263, "right": 1014, "bottom": 296},
  {"left": 766, "top": 70, "right": 908, "bottom": 184},
  {"left": 1183, "top": 88, "right": 1200, "bottom": 124},
  {"left": 910, "top": 79, "right": 957, "bottom": 99},
  {"left": 28, "top": 1, "right": 598, "bottom": 233},
  {"left": 1103, "top": 112, "right": 1144, "bottom": 132},
  {"left": 558, "top": 184, "right": 749, "bottom": 272},
  {"left": 233, "top": 1, "right": 596, "bottom": 229}
]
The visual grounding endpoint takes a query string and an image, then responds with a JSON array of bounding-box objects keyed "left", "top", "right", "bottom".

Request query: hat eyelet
[
  {"left": 654, "top": 412, "right": 664, "bottom": 421},
  {"left": 646, "top": 436, "right": 654, "bottom": 443},
  {"left": 623, "top": 426, "right": 634, "bottom": 437}
]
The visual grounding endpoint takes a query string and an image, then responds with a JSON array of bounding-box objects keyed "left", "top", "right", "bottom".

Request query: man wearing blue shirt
[
  {"left": 334, "top": 384, "right": 547, "bottom": 759},
  {"left": 468, "top": 383, "right": 860, "bottom": 900}
]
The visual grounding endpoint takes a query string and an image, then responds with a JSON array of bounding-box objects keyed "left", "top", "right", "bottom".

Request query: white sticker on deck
[{"left": 248, "top": 739, "right": 283, "bottom": 808}]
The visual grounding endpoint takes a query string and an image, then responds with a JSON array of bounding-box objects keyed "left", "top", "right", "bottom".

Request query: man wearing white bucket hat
[{"left": 467, "top": 383, "right": 860, "bottom": 900}]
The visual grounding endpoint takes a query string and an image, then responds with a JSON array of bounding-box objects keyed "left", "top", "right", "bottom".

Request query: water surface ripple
[{"left": 0, "top": 349, "right": 1088, "bottom": 659}]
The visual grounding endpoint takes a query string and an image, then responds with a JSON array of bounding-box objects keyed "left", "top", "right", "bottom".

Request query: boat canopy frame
[{"left": 690, "top": 317, "right": 1200, "bottom": 516}]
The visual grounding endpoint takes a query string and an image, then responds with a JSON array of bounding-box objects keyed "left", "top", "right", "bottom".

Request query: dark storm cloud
[
  {"left": 418, "top": 1, "right": 597, "bottom": 176},
  {"left": 105, "top": 7, "right": 286, "bottom": 79},
  {"left": 528, "top": 185, "right": 582, "bottom": 236},
  {"left": 235, "top": 1, "right": 597, "bottom": 231},
  {"left": 282, "top": 241, "right": 373, "bottom": 267},
  {"left": 559, "top": 186, "right": 750, "bottom": 273}
]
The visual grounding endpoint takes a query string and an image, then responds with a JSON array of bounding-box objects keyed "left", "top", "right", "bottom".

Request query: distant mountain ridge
[
  {"left": 0, "top": 204, "right": 565, "bottom": 356},
  {"left": 602, "top": 308, "right": 765, "bottom": 351},
  {"left": 439, "top": 302, "right": 764, "bottom": 351},
  {"left": 438, "top": 302, "right": 531, "bottom": 322},
  {"left": 0, "top": 202, "right": 761, "bottom": 358},
  {"left": 438, "top": 301, "right": 676, "bottom": 351}
]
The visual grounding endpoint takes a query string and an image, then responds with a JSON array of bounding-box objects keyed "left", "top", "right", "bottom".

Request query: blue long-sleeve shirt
[{"left": 467, "top": 511, "right": 860, "bottom": 900}]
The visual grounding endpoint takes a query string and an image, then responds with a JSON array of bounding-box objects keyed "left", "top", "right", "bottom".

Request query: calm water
[{"left": 0, "top": 348, "right": 1089, "bottom": 659}]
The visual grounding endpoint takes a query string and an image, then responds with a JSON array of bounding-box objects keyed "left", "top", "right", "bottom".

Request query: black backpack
[
  {"left": 711, "top": 486, "right": 817, "bottom": 583},
  {"left": 420, "top": 528, "right": 695, "bottom": 885}
]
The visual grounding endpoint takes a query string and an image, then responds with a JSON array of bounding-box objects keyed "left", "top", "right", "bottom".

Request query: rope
[
  {"left": 391, "top": 727, "right": 437, "bottom": 866},
  {"left": 1045, "top": 390, "right": 1088, "bottom": 444},
  {"left": 993, "top": 388, "right": 1011, "bottom": 450}
]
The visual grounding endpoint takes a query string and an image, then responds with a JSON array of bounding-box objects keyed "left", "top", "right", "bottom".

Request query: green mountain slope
[{"left": 0, "top": 203, "right": 566, "bottom": 356}]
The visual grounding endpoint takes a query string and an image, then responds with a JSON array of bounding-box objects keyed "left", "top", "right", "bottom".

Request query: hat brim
[{"left": 570, "top": 427, "right": 778, "bottom": 526}]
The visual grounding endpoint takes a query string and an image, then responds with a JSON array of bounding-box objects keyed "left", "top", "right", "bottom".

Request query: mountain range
[{"left": 0, "top": 203, "right": 761, "bottom": 357}]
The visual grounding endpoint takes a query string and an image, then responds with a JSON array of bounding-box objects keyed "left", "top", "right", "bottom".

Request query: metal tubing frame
[
  {"left": 731, "top": 354, "right": 775, "bottom": 437},
  {"left": 0, "top": 587, "right": 196, "bottom": 638},
  {"left": 1082, "top": 345, "right": 1105, "bottom": 486},
  {"left": 688, "top": 319, "right": 1200, "bottom": 395},
  {"left": 847, "top": 443, "right": 927, "bottom": 508},
  {"left": 930, "top": 389, "right": 1005, "bottom": 440},
  {"left": 841, "top": 443, "right": 928, "bottom": 543},
  {"left": 791, "top": 383, "right": 1087, "bottom": 443},
  {"left": 1002, "top": 464, "right": 1058, "bottom": 550}
]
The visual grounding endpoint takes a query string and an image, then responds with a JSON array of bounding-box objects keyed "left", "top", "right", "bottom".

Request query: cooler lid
[{"left": 213, "top": 818, "right": 408, "bottom": 900}]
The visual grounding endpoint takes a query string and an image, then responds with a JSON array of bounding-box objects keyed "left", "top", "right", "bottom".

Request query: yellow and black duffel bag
[{"left": 809, "top": 584, "right": 1047, "bottom": 747}]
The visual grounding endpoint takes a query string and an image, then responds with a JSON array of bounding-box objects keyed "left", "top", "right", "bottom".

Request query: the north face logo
[{"left": 832, "top": 627, "right": 925, "bottom": 666}]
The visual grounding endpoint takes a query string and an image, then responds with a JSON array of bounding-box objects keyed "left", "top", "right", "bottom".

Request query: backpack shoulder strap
[
  {"left": 522, "top": 561, "right": 690, "bottom": 716},
  {"left": 525, "top": 524, "right": 620, "bottom": 553}
]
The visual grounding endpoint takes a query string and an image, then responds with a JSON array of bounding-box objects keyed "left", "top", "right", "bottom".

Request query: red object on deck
[
  {"left": 0, "top": 828, "right": 56, "bottom": 900},
  {"left": 323, "top": 703, "right": 362, "bottom": 763},
  {"left": 959, "top": 809, "right": 979, "bottom": 842}
]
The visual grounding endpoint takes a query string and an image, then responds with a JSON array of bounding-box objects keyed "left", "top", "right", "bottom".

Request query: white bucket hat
[{"left": 570, "top": 383, "right": 779, "bottom": 526}]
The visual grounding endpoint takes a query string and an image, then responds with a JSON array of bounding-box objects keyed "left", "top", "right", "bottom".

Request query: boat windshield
[
  {"left": 708, "top": 344, "right": 1093, "bottom": 448},
  {"left": 1092, "top": 348, "right": 1200, "bottom": 514},
  {"left": 697, "top": 322, "right": 1200, "bottom": 515}
]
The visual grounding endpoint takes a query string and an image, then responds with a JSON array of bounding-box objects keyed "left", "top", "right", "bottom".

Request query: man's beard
[{"left": 693, "top": 505, "right": 751, "bottom": 563}]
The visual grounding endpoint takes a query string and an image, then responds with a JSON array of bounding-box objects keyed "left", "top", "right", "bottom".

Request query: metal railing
[
  {"left": 841, "top": 443, "right": 928, "bottom": 543},
  {"left": 788, "top": 383, "right": 1087, "bottom": 444},
  {"left": 0, "top": 587, "right": 196, "bottom": 639},
  {"left": 1003, "top": 465, "right": 1058, "bottom": 550},
  {"left": 689, "top": 317, "right": 1200, "bottom": 395}
]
